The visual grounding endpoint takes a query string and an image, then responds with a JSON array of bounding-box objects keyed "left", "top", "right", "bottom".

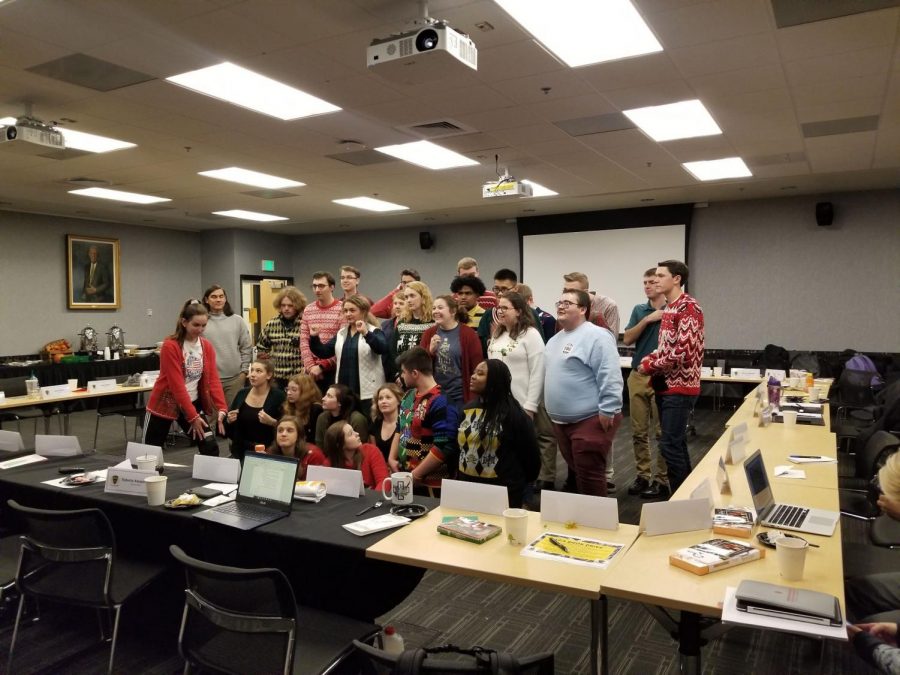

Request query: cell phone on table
[
  {"left": 58, "top": 467, "right": 85, "bottom": 474},
  {"left": 188, "top": 487, "right": 223, "bottom": 499}
]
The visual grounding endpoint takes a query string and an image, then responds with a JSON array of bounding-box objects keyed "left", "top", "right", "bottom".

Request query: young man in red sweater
[
  {"left": 301, "top": 271, "right": 344, "bottom": 391},
  {"left": 638, "top": 260, "right": 704, "bottom": 495}
]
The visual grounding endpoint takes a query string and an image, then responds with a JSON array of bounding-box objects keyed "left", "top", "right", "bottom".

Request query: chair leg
[
  {"left": 7, "top": 592, "right": 26, "bottom": 674},
  {"left": 94, "top": 414, "right": 101, "bottom": 449},
  {"left": 107, "top": 605, "right": 122, "bottom": 675},
  {"left": 121, "top": 416, "right": 128, "bottom": 442}
]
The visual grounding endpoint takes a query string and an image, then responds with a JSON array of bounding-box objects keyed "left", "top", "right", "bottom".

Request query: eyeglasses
[
  {"left": 311, "top": 283, "right": 327, "bottom": 289},
  {"left": 555, "top": 300, "right": 579, "bottom": 309},
  {"left": 492, "top": 285, "right": 515, "bottom": 294},
  {"left": 496, "top": 306, "right": 513, "bottom": 313}
]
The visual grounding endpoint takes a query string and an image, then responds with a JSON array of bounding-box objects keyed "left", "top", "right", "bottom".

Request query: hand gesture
[
  {"left": 388, "top": 458, "right": 400, "bottom": 473},
  {"left": 647, "top": 309, "right": 664, "bottom": 323},
  {"left": 226, "top": 409, "right": 239, "bottom": 424},
  {"left": 190, "top": 416, "right": 208, "bottom": 441},
  {"left": 309, "top": 364, "right": 323, "bottom": 380},
  {"left": 259, "top": 410, "right": 277, "bottom": 426},
  {"left": 429, "top": 335, "right": 442, "bottom": 354},
  {"left": 309, "top": 324, "right": 320, "bottom": 337},
  {"left": 355, "top": 320, "right": 368, "bottom": 335}
]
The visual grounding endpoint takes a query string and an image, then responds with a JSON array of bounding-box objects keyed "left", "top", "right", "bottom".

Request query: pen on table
[
  {"left": 547, "top": 537, "right": 569, "bottom": 553},
  {"left": 772, "top": 532, "right": 820, "bottom": 547},
  {"left": 790, "top": 455, "right": 823, "bottom": 459}
]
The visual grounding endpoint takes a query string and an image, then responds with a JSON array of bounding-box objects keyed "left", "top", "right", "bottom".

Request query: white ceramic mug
[{"left": 381, "top": 472, "right": 414, "bottom": 505}]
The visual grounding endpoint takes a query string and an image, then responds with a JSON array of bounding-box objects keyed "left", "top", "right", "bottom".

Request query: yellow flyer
[{"left": 521, "top": 532, "right": 624, "bottom": 568}]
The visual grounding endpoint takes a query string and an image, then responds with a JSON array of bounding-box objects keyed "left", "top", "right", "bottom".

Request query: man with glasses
[
  {"left": 256, "top": 286, "right": 307, "bottom": 389},
  {"left": 338, "top": 265, "right": 373, "bottom": 304},
  {"left": 544, "top": 289, "right": 623, "bottom": 497},
  {"left": 638, "top": 260, "right": 704, "bottom": 495},
  {"left": 371, "top": 268, "right": 420, "bottom": 318},
  {"left": 300, "top": 272, "right": 344, "bottom": 391},
  {"left": 476, "top": 268, "right": 519, "bottom": 352}
]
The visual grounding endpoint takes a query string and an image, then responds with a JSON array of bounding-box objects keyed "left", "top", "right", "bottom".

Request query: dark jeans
[
  {"left": 552, "top": 413, "right": 623, "bottom": 497},
  {"left": 142, "top": 404, "right": 219, "bottom": 456},
  {"left": 658, "top": 394, "right": 697, "bottom": 494}
]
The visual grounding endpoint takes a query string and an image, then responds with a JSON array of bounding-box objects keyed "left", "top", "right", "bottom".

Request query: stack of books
[{"left": 669, "top": 538, "right": 764, "bottom": 576}]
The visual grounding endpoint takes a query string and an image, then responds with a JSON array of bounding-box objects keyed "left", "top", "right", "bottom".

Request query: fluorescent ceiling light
[
  {"left": 56, "top": 128, "right": 136, "bottom": 153},
  {"left": 69, "top": 187, "right": 170, "bottom": 204},
  {"left": 521, "top": 179, "right": 557, "bottom": 197},
  {"left": 623, "top": 100, "right": 721, "bottom": 142},
  {"left": 682, "top": 157, "right": 752, "bottom": 181},
  {"left": 199, "top": 167, "right": 305, "bottom": 189},
  {"left": 0, "top": 116, "right": 16, "bottom": 127},
  {"left": 166, "top": 62, "right": 340, "bottom": 121},
  {"left": 375, "top": 140, "right": 478, "bottom": 170},
  {"left": 493, "top": 0, "right": 662, "bottom": 67},
  {"left": 332, "top": 197, "right": 409, "bottom": 212},
  {"left": 212, "top": 209, "right": 288, "bottom": 222}
]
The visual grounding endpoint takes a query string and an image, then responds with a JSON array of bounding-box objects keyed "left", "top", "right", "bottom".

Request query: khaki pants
[
  {"left": 220, "top": 373, "right": 246, "bottom": 409},
  {"left": 627, "top": 369, "right": 666, "bottom": 483},
  {"left": 534, "top": 401, "right": 558, "bottom": 483}
]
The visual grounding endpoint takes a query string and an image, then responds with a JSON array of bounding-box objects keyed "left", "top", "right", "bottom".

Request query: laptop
[
  {"left": 736, "top": 580, "right": 842, "bottom": 626},
  {"left": 742, "top": 449, "right": 839, "bottom": 536},
  {"left": 194, "top": 453, "right": 299, "bottom": 531}
]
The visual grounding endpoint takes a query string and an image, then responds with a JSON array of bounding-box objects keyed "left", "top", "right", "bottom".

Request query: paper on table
[
  {"left": 774, "top": 466, "right": 806, "bottom": 479},
  {"left": 42, "top": 469, "right": 109, "bottom": 489},
  {"left": 202, "top": 493, "right": 236, "bottom": 507},
  {"left": 0, "top": 454, "right": 48, "bottom": 470},
  {"left": 521, "top": 531, "right": 625, "bottom": 569},
  {"left": 721, "top": 586, "right": 847, "bottom": 641},
  {"left": 203, "top": 482, "right": 239, "bottom": 494},
  {"left": 164, "top": 462, "right": 188, "bottom": 468}
]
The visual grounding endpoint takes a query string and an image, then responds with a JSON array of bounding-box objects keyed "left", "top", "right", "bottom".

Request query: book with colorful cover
[
  {"left": 669, "top": 538, "right": 764, "bottom": 576},
  {"left": 712, "top": 507, "right": 755, "bottom": 538},
  {"left": 437, "top": 515, "right": 502, "bottom": 544}
]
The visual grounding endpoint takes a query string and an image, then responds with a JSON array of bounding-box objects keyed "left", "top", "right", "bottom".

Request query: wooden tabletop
[
  {"left": 366, "top": 506, "right": 640, "bottom": 600},
  {"left": 0, "top": 384, "right": 150, "bottom": 411}
]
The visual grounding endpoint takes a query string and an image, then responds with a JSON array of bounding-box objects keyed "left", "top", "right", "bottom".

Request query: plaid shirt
[{"left": 256, "top": 314, "right": 302, "bottom": 381}]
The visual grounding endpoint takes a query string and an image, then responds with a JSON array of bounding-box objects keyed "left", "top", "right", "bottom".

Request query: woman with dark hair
[
  {"left": 323, "top": 421, "right": 389, "bottom": 489},
  {"left": 314, "top": 383, "right": 369, "bottom": 448},
  {"left": 282, "top": 372, "right": 322, "bottom": 443},
  {"left": 451, "top": 360, "right": 540, "bottom": 507},
  {"left": 202, "top": 284, "right": 252, "bottom": 405},
  {"left": 369, "top": 383, "right": 403, "bottom": 462},
  {"left": 265, "top": 416, "right": 326, "bottom": 481},
  {"left": 144, "top": 299, "right": 227, "bottom": 455},
  {"left": 224, "top": 359, "right": 285, "bottom": 461},
  {"left": 486, "top": 291, "right": 544, "bottom": 417},
  {"left": 309, "top": 296, "right": 387, "bottom": 418},
  {"left": 421, "top": 294, "right": 483, "bottom": 410},
  {"left": 256, "top": 285, "right": 308, "bottom": 389}
]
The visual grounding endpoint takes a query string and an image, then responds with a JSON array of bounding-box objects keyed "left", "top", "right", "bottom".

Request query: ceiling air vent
[{"left": 397, "top": 118, "right": 478, "bottom": 139}]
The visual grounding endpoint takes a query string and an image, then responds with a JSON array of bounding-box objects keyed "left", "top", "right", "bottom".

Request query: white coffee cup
[
  {"left": 775, "top": 536, "right": 808, "bottom": 580},
  {"left": 713, "top": 366, "right": 723, "bottom": 377},
  {"left": 136, "top": 455, "right": 158, "bottom": 471},
  {"left": 67, "top": 378, "right": 79, "bottom": 391},
  {"left": 503, "top": 507, "right": 529, "bottom": 546},
  {"left": 381, "top": 472, "right": 414, "bottom": 505},
  {"left": 781, "top": 410, "right": 798, "bottom": 427},
  {"left": 145, "top": 475, "right": 167, "bottom": 506},
  {"left": 807, "top": 387, "right": 820, "bottom": 402}
]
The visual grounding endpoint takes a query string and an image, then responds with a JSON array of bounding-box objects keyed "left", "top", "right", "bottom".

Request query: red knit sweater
[{"left": 640, "top": 292, "right": 704, "bottom": 396}]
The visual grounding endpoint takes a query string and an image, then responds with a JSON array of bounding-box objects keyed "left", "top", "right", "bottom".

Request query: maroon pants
[{"left": 552, "top": 413, "right": 623, "bottom": 497}]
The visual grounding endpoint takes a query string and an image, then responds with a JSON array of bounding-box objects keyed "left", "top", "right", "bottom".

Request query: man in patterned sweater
[
  {"left": 301, "top": 271, "right": 344, "bottom": 392},
  {"left": 639, "top": 260, "right": 704, "bottom": 495}
]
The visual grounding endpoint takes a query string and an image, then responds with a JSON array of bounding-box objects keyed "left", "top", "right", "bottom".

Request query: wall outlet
[{"left": 146, "top": 308, "right": 152, "bottom": 316}]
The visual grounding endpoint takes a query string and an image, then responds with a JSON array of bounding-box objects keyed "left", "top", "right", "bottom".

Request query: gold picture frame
[{"left": 67, "top": 235, "right": 121, "bottom": 309}]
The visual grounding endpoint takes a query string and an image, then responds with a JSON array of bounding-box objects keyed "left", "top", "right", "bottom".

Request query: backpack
[
  {"left": 791, "top": 352, "right": 822, "bottom": 377},
  {"left": 758, "top": 344, "right": 790, "bottom": 372},
  {"left": 845, "top": 354, "right": 885, "bottom": 388}
]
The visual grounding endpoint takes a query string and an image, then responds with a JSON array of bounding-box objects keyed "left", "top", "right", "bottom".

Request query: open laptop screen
[
  {"left": 743, "top": 450, "right": 774, "bottom": 515},
  {"left": 238, "top": 453, "right": 297, "bottom": 506}
]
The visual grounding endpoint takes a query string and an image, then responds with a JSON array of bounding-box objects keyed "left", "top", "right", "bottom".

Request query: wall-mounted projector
[
  {"left": 367, "top": 21, "right": 477, "bottom": 83},
  {"left": 482, "top": 178, "right": 533, "bottom": 199},
  {"left": 0, "top": 119, "right": 66, "bottom": 154}
]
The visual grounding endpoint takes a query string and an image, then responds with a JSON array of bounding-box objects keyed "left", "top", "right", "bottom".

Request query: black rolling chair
[
  {"left": 169, "top": 545, "right": 379, "bottom": 675},
  {"left": 352, "top": 639, "right": 555, "bottom": 674},
  {"left": 93, "top": 377, "right": 146, "bottom": 448},
  {"left": 0, "top": 376, "right": 61, "bottom": 435},
  {"left": 839, "top": 432, "right": 899, "bottom": 521},
  {"left": 6, "top": 499, "right": 168, "bottom": 674}
]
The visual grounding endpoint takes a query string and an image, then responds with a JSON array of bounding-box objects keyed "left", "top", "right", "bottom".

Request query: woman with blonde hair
[
  {"left": 256, "top": 285, "right": 307, "bottom": 388},
  {"left": 388, "top": 280, "right": 434, "bottom": 381},
  {"left": 282, "top": 372, "right": 321, "bottom": 442}
]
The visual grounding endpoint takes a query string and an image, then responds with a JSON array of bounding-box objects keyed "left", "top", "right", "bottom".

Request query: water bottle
[
  {"left": 382, "top": 625, "right": 404, "bottom": 655},
  {"left": 26, "top": 372, "right": 39, "bottom": 399}
]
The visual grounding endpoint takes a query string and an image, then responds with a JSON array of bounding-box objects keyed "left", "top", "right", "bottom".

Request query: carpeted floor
[{"left": 0, "top": 399, "right": 884, "bottom": 674}]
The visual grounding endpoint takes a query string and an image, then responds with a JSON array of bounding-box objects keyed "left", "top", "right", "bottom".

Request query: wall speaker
[
  {"left": 815, "top": 202, "right": 833, "bottom": 227},
  {"left": 419, "top": 231, "right": 434, "bottom": 250}
]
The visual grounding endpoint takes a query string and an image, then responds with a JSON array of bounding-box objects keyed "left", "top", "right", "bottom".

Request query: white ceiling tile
[
  {"left": 601, "top": 79, "right": 697, "bottom": 110},
  {"left": 490, "top": 69, "right": 594, "bottom": 105},
  {"left": 650, "top": 0, "right": 771, "bottom": 49},
  {"left": 784, "top": 46, "right": 893, "bottom": 87},
  {"left": 489, "top": 123, "right": 572, "bottom": 146},
  {"left": 523, "top": 94, "right": 619, "bottom": 124},
  {"left": 669, "top": 32, "right": 780, "bottom": 78},
  {"left": 776, "top": 7, "right": 900, "bottom": 62},
  {"left": 805, "top": 131, "right": 876, "bottom": 172},
  {"left": 873, "top": 127, "right": 900, "bottom": 167},
  {"left": 795, "top": 98, "right": 884, "bottom": 124},
  {"left": 791, "top": 74, "right": 888, "bottom": 109},
  {"left": 689, "top": 64, "right": 788, "bottom": 98},
  {"left": 579, "top": 52, "right": 683, "bottom": 92}
]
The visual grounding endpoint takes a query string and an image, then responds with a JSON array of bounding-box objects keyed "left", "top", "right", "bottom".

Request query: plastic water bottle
[{"left": 382, "top": 625, "right": 404, "bottom": 655}]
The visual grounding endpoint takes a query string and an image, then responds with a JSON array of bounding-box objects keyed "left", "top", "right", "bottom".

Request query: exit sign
[{"left": 261, "top": 259, "right": 275, "bottom": 272}]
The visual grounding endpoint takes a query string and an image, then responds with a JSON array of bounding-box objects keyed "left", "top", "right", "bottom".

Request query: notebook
[
  {"left": 194, "top": 453, "right": 298, "bottom": 530},
  {"left": 742, "top": 450, "right": 838, "bottom": 536},
  {"left": 735, "top": 580, "right": 842, "bottom": 626}
]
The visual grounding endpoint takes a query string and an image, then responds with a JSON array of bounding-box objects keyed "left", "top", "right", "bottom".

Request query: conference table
[
  {"left": 367, "top": 506, "right": 640, "bottom": 675},
  {"left": 0, "top": 454, "right": 434, "bottom": 622}
]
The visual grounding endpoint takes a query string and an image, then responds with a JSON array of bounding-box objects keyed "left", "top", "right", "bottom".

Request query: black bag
[
  {"left": 758, "top": 344, "right": 790, "bottom": 372},
  {"left": 394, "top": 645, "right": 525, "bottom": 674}
]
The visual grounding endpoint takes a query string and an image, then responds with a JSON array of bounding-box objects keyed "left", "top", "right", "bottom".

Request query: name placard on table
[
  {"left": 88, "top": 379, "right": 118, "bottom": 393},
  {"left": 105, "top": 467, "right": 155, "bottom": 496},
  {"left": 40, "top": 384, "right": 72, "bottom": 399}
]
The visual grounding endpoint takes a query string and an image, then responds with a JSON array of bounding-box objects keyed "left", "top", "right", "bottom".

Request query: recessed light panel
[
  {"left": 199, "top": 167, "right": 305, "bottom": 189},
  {"left": 56, "top": 128, "right": 136, "bottom": 153},
  {"left": 69, "top": 187, "right": 170, "bottom": 204},
  {"left": 623, "top": 100, "right": 721, "bottom": 142},
  {"left": 332, "top": 197, "right": 409, "bottom": 212},
  {"left": 166, "top": 62, "right": 341, "bottom": 121},
  {"left": 521, "top": 180, "right": 557, "bottom": 197},
  {"left": 374, "top": 140, "right": 478, "bottom": 170},
  {"left": 493, "top": 0, "right": 662, "bottom": 67},
  {"left": 212, "top": 209, "right": 289, "bottom": 222},
  {"left": 0, "top": 116, "right": 17, "bottom": 126},
  {"left": 682, "top": 157, "right": 752, "bottom": 181}
]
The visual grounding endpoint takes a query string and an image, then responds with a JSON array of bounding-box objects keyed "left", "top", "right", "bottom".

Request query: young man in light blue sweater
[{"left": 544, "top": 289, "right": 623, "bottom": 497}]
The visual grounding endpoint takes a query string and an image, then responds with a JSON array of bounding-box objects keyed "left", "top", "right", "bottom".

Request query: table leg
[
  {"left": 589, "top": 595, "right": 608, "bottom": 675},
  {"left": 678, "top": 611, "right": 702, "bottom": 675}
]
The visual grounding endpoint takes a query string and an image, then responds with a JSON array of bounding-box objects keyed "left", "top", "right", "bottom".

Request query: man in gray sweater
[{"left": 203, "top": 285, "right": 252, "bottom": 405}]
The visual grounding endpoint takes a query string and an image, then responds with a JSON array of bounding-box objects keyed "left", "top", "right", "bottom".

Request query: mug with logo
[{"left": 381, "top": 472, "right": 414, "bottom": 505}]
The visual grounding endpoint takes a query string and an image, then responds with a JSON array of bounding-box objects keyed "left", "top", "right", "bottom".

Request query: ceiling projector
[
  {"left": 367, "top": 21, "right": 477, "bottom": 83},
  {"left": 483, "top": 177, "right": 533, "bottom": 199},
  {"left": 0, "top": 117, "right": 65, "bottom": 154}
]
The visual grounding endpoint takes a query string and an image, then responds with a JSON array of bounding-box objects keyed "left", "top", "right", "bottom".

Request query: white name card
[
  {"left": 105, "top": 467, "right": 154, "bottom": 496},
  {"left": 732, "top": 368, "right": 761, "bottom": 378},
  {"left": 40, "top": 384, "right": 72, "bottom": 399},
  {"left": 725, "top": 438, "right": 747, "bottom": 464},
  {"left": 541, "top": 490, "right": 619, "bottom": 530},
  {"left": 440, "top": 479, "right": 509, "bottom": 516},
  {"left": 690, "top": 478, "right": 714, "bottom": 510},
  {"left": 88, "top": 379, "right": 117, "bottom": 393},
  {"left": 140, "top": 372, "right": 159, "bottom": 388},
  {"left": 731, "top": 422, "right": 748, "bottom": 442},
  {"left": 639, "top": 498, "right": 711, "bottom": 536},
  {"left": 306, "top": 465, "right": 364, "bottom": 498},
  {"left": 764, "top": 369, "right": 786, "bottom": 382},
  {"left": 716, "top": 456, "right": 732, "bottom": 494}
]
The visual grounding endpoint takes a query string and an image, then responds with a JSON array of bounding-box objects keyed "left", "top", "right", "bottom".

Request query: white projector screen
[{"left": 521, "top": 224, "right": 687, "bottom": 333}]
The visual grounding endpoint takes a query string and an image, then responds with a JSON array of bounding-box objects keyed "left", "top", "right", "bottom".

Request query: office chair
[
  {"left": 169, "top": 545, "right": 379, "bottom": 675},
  {"left": 839, "top": 431, "right": 899, "bottom": 521},
  {"left": 352, "top": 639, "right": 555, "bottom": 674},
  {"left": 0, "top": 376, "right": 61, "bottom": 436},
  {"left": 92, "top": 376, "right": 146, "bottom": 448},
  {"left": 6, "top": 499, "right": 168, "bottom": 675}
]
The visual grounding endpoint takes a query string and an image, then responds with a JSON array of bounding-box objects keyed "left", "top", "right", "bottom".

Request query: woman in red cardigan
[
  {"left": 420, "top": 294, "right": 484, "bottom": 411},
  {"left": 322, "top": 421, "right": 389, "bottom": 489},
  {"left": 144, "top": 299, "right": 227, "bottom": 455}
]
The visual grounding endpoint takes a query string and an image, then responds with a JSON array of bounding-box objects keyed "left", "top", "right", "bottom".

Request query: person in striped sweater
[
  {"left": 300, "top": 271, "right": 344, "bottom": 392},
  {"left": 638, "top": 260, "right": 704, "bottom": 495}
]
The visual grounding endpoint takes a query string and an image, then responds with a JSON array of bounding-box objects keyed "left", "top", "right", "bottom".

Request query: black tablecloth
[
  {"left": 0, "top": 354, "right": 160, "bottom": 387},
  {"left": 0, "top": 455, "right": 432, "bottom": 621}
]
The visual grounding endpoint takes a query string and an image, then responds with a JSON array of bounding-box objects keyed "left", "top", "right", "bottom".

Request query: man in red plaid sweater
[{"left": 638, "top": 260, "right": 704, "bottom": 495}]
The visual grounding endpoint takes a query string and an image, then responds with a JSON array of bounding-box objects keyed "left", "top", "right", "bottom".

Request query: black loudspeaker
[
  {"left": 419, "top": 231, "right": 434, "bottom": 250},
  {"left": 815, "top": 202, "right": 833, "bottom": 227}
]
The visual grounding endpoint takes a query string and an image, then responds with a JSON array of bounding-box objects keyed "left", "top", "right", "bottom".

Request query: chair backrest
[
  {"left": 857, "top": 431, "right": 900, "bottom": 479},
  {"left": 0, "top": 429, "right": 25, "bottom": 452},
  {"left": 352, "top": 640, "right": 555, "bottom": 674},
  {"left": 0, "top": 376, "right": 28, "bottom": 397},
  {"left": 838, "top": 369, "right": 878, "bottom": 407},
  {"left": 169, "top": 545, "right": 297, "bottom": 675},
  {"left": 7, "top": 499, "right": 116, "bottom": 604}
]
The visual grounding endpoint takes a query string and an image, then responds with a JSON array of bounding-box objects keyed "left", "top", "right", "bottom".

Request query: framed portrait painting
[{"left": 67, "top": 235, "right": 121, "bottom": 309}]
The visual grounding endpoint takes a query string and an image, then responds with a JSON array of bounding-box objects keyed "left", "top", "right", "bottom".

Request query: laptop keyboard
[
  {"left": 767, "top": 504, "right": 809, "bottom": 528},
  {"left": 215, "top": 501, "right": 276, "bottom": 522}
]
